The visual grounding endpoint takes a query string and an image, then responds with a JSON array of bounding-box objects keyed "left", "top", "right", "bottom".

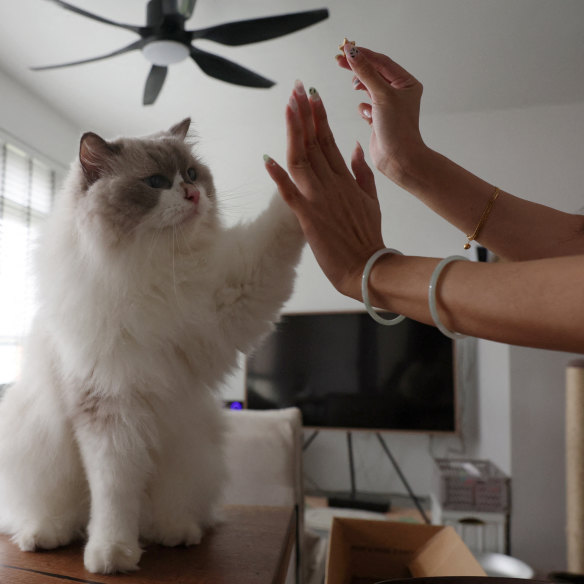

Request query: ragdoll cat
[{"left": 0, "top": 118, "right": 304, "bottom": 574}]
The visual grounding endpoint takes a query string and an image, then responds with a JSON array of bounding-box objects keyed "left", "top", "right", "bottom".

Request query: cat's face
[{"left": 76, "top": 118, "right": 217, "bottom": 246}]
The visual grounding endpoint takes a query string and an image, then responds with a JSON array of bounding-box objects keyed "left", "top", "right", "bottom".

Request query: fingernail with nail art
[
  {"left": 308, "top": 87, "right": 320, "bottom": 100},
  {"left": 348, "top": 46, "right": 359, "bottom": 59}
]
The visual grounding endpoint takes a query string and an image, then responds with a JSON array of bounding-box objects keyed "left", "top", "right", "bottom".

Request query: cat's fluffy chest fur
[
  {"left": 44, "top": 236, "right": 233, "bottom": 388},
  {"left": 0, "top": 119, "right": 304, "bottom": 573}
]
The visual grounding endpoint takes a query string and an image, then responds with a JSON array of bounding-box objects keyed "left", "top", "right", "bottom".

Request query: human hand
[
  {"left": 336, "top": 45, "right": 427, "bottom": 185},
  {"left": 264, "top": 81, "right": 386, "bottom": 301}
]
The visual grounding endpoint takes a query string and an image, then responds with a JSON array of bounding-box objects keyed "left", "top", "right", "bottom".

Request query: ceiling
[{"left": 0, "top": 0, "right": 584, "bottom": 141}]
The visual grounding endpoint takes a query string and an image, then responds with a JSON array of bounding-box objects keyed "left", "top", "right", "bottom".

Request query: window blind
[{"left": 0, "top": 139, "right": 59, "bottom": 384}]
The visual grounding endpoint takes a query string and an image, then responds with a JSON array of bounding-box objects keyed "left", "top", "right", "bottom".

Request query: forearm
[
  {"left": 364, "top": 252, "right": 584, "bottom": 353},
  {"left": 394, "top": 147, "right": 584, "bottom": 260},
  {"left": 267, "top": 74, "right": 584, "bottom": 354}
]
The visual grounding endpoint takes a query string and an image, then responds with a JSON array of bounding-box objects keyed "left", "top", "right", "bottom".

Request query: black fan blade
[
  {"left": 143, "top": 65, "right": 168, "bottom": 105},
  {"left": 190, "top": 8, "right": 329, "bottom": 46},
  {"left": 190, "top": 46, "right": 274, "bottom": 88},
  {"left": 31, "top": 39, "right": 145, "bottom": 71},
  {"left": 45, "top": 0, "right": 144, "bottom": 34}
]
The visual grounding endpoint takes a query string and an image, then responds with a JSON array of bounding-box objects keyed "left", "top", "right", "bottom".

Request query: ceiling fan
[{"left": 32, "top": 0, "right": 329, "bottom": 105}]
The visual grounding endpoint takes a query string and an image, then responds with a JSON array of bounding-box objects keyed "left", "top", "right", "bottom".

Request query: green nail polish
[{"left": 308, "top": 87, "right": 320, "bottom": 100}]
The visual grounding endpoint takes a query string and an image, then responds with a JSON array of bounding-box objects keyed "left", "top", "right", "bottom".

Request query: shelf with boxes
[{"left": 431, "top": 458, "right": 511, "bottom": 555}]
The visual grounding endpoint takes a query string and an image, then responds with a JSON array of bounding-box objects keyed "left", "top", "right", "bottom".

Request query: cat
[{"left": 0, "top": 118, "right": 304, "bottom": 574}]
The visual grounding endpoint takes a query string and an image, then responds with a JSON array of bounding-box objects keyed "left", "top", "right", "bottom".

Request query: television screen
[{"left": 245, "top": 311, "right": 458, "bottom": 433}]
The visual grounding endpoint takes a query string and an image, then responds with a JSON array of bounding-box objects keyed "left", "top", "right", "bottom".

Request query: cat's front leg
[
  {"left": 73, "top": 392, "right": 155, "bottom": 574},
  {"left": 141, "top": 391, "right": 226, "bottom": 548},
  {"left": 216, "top": 195, "right": 305, "bottom": 350}
]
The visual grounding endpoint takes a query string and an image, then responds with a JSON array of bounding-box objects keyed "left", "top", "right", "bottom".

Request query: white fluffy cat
[{"left": 0, "top": 119, "right": 304, "bottom": 573}]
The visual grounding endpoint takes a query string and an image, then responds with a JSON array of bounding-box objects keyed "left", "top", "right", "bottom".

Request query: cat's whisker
[
  {"left": 214, "top": 188, "right": 275, "bottom": 223},
  {"left": 146, "top": 227, "right": 164, "bottom": 262},
  {"left": 176, "top": 224, "right": 198, "bottom": 266},
  {"left": 171, "top": 226, "right": 179, "bottom": 304}
]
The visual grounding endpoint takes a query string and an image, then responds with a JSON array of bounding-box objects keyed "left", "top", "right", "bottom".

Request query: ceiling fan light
[{"left": 142, "top": 40, "right": 190, "bottom": 66}]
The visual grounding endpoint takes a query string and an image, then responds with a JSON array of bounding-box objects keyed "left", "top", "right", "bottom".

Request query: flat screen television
[{"left": 245, "top": 311, "right": 458, "bottom": 433}]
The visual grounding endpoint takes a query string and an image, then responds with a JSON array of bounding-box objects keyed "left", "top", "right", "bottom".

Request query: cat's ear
[
  {"left": 168, "top": 118, "right": 191, "bottom": 141},
  {"left": 79, "top": 133, "right": 118, "bottom": 186}
]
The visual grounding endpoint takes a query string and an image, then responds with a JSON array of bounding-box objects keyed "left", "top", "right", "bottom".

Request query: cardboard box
[{"left": 325, "top": 517, "right": 486, "bottom": 584}]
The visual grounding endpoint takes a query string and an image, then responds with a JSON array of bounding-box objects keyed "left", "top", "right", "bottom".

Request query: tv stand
[
  {"left": 327, "top": 491, "right": 391, "bottom": 513},
  {"left": 303, "top": 431, "right": 430, "bottom": 522},
  {"left": 324, "top": 432, "right": 391, "bottom": 512}
]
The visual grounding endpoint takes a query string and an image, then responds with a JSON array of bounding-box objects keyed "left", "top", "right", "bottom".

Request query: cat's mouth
[
  {"left": 177, "top": 194, "right": 205, "bottom": 226},
  {"left": 179, "top": 203, "right": 200, "bottom": 225},
  {"left": 142, "top": 187, "right": 209, "bottom": 231}
]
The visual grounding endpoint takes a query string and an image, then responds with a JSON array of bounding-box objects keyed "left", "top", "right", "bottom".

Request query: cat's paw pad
[{"left": 83, "top": 539, "right": 142, "bottom": 574}]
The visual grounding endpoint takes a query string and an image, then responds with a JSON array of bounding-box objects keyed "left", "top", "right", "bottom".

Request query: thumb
[
  {"left": 351, "top": 142, "right": 376, "bottom": 198},
  {"left": 343, "top": 45, "right": 391, "bottom": 98},
  {"left": 263, "top": 155, "right": 303, "bottom": 209}
]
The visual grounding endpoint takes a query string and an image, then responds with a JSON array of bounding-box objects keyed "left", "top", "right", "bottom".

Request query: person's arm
[
  {"left": 367, "top": 252, "right": 584, "bottom": 353},
  {"left": 264, "top": 82, "right": 584, "bottom": 354},
  {"left": 337, "top": 46, "right": 584, "bottom": 261}
]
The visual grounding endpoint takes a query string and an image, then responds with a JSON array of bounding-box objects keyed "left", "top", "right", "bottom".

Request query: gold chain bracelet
[{"left": 464, "top": 187, "right": 501, "bottom": 249}]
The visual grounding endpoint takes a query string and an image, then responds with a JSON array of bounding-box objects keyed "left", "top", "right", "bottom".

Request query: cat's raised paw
[{"left": 83, "top": 539, "right": 142, "bottom": 574}]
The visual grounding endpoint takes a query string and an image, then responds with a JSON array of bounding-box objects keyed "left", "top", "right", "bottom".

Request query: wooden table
[{"left": 0, "top": 505, "right": 295, "bottom": 584}]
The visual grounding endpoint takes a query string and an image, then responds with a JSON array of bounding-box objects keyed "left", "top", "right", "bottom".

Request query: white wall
[
  {"left": 0, "top": 68, "right": 80, "bottom": 168},
  {"left": 4, "top": 60, "right": 584, "bottom": 574}
]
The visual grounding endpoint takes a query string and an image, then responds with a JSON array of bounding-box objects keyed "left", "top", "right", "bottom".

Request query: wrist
[{"left": 379, "top": 143, "right": 437, "bottom": 191}]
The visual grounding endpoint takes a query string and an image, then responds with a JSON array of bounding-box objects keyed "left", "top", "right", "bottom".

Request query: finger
[
  {"left": 345, "top": 45, "right": 419, "bottom": 91},
  {"left": 263, "top": 154, "right": 303, "bottom": 208},
  {"left": 339, "top": 46, "right": 418, "bottom": 91},
  {"left": 335, "top": 53, "right": 350, "bottom": 70},
  {"left": 358, "top": 47, "right": 420, "bottom": 89},
  {"left": 292, "top": 80, "right": 331, "bottom": 182},
  {"left": 342, "top": 45, "right": 393, "bottom": 98},
  {"left": 357, "top": 103, "right": 373, "bottom": 125},
  {"left": 285, "top": 101, "right": 321, "bottom": 193},
  {"left": 293, "top": 80, "right": 319, "bottom": 151},
  {"left": 352, "top": 76, "right": 367, "bottom": 92},
  {"left": 350, "top": 142, "right": 376, "bottom": 198},
  {"left": 307, "top": 87, "right": 350, "bottom": 175},
  {"left": 293, "top": 79, "right": 315, "bottom": 142}
]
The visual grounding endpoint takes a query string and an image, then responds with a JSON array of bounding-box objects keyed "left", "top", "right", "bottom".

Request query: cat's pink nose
[{"left": 182, "top": 183, "right": 200, "bottom": 204}]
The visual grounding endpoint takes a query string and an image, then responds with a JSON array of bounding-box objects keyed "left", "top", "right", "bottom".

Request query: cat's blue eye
[
  {"left": 144, "top": 174, "right": 172, "bottom": 189},
  {"left": 187, "top": 168, "right": 197, "bottom": 182}
]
